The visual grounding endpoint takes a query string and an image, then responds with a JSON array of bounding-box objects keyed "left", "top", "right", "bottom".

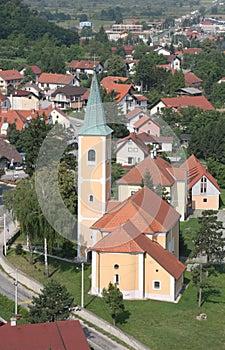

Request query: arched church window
[{"left": 88, "top": 149, "right": 96, "bottom": 162}]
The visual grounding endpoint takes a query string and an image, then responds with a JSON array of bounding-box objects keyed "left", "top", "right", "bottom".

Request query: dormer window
[
  {"left": 88, "top": 149, "right": 96, "bottom": 163},
  {"left": 200, "top": 176, "right": 207, "bottom": 193}
]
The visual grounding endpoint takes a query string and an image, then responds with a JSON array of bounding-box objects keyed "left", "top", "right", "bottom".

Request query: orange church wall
[
  {"left": 145, "top": 255, "right": 171, "bottom": 296},
  {"left": 80, "top": 182, "right": 104, "bottom": 213},
  {"left": 96, "top": 253, "right": 139, "bottom": 292}
]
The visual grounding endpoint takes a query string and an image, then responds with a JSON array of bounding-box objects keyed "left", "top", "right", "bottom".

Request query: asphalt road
[{"left": 0, "top": 269, "right": 35, "bottom": 310}]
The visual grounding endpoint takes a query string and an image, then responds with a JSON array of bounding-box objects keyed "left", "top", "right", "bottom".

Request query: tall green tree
[
  {"left": 102, "top": 282, "right": 125, "bottom": 326},
  {"left": 194, "top": 210, "right": 225, "bottom": 264},
  {"left": 106, "top": 55, "right": 127, "bottom": 77},
  {"left": 28, "top": 280, "right": 74, "bottom": 323}
]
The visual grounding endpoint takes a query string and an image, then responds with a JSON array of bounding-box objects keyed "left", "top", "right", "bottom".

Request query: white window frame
[
  {"left": 87, "top": 149, "right": 96, "bottom": 165},
  {"left": 153, "top": 280, "right": 161, "bottom": 290}
]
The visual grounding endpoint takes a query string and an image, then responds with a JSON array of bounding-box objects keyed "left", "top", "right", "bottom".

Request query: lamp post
[
  {"left": 81, "top": 262, "right": 84, "bottom": 308},
  {"left": 14, "top": 269, "right": 18, "bottom": 315},
  {"left": 3, "top": 213, "right": 7, "bottom": 256}
]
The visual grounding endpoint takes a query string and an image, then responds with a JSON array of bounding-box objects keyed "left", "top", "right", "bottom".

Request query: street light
[{"left": 14, "top": 269, "right": 18, "bottom": 316}]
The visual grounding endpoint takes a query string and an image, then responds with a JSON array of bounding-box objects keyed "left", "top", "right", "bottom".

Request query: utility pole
[
  {"left": 14, "top": 269, "right": 18, "bottom": 315},
  {"left": 81, "top": 262, "right": 84, "bottom": 308},
  {"left": 3, "top": 213, "right": 6, "bottom": 256}
]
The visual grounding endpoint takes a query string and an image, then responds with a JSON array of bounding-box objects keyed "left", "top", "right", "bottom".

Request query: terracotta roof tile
[
  {"left": 91, "top": 220, "right": 186, "bottom": 279},
  {"left": 69, "top": 60, "right": 100, "bottom": 69},
  {"left": 92, "top": 186, "right": 180, "bottom": 233},
  {"left": 117, "top": 155, "right": 175, "bottom": 186},
  {"left": 0, "top": 109, "right": 46, "bottom": 133},
  {"left": 101, "top": 76, "right": 133, "bottom": 102},
  {"left": 184, "top": 72, "right": 203, "bottom": 86},
  {"left": 180, "top": 154, "right": 220, "bottom": 191},
  {"left": 38, "top": 73, "right": 74, "bottom": 85},
  {"left": 125, "top": 107, "right": 144, "bottom": 120},
  {"left": 0, "top": 320, "right": 90, "bottom": 350},
  {"left": 161, "top": 96, "right": 214, "bottom": 111},
  {"left": 0, "top": 140, "right": 22, "bottom": 163},
  {"left": 0, "top": 69, "right": 23, "bottom": 81}
]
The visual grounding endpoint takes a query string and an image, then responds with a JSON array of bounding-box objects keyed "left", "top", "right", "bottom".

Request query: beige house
[
  {"left": 48, "top": 107, "right": 70, "bottom": 129},
  {"left": 9, "top": 90, "right": 40, "bottom": 110},
  {"left": 90, "top": 187, "right": 186, "bottom": 302},
  {"left": 180, "top": 154, "right": 220, "bottom": 211},
  {"left": 0, "top": 69, "right": 24, "bottom": 94}
]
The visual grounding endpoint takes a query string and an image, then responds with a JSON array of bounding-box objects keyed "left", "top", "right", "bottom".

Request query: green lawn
[
  {"left": 5, "top": 249, "right": 225, "bottom": 350},
  {"left": 180, "top": 218, "right": 200, "bottom": 258}
]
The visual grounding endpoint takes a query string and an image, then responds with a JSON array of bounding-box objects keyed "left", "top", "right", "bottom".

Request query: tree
[
  {"left": 194, "top": 210, "right": 225, "bottom": 264},
  {"left": 23, "top": 66, "right": 36, "bottom": 84},
  {"left": 142, "top": 169, "right": 154, "bottom": 190},
  {"left": 106, "top": 55, "right": 126, "bottom": 77},
  {"left": 102, "top": 282, "right": 125, "bottom": 326},
  {"left": 95, "top": 26, "right": 108, "bottom": 43},
  {"left": 192, "top": 263, "right": 211, "bottom": 307},
  {"left": 28, "top": 280, "right": 74, "bottom": 323}
]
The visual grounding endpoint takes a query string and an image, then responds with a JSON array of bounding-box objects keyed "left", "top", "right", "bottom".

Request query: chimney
[{"left": 10, "top": 317, "right": 17, "bottom": 326}]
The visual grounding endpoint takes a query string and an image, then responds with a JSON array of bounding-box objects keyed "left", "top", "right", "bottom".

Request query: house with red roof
[
  {"left": 117, "top": 155, "right": 187, "bottom": 220},
  {"left": 133, "top": 114, "right": 161, "bottom": 136},
  {"left": 0, "top": 319, "right": 90, "bottom": 350},
  {"left": 101, "top": 76, "right": 148, "bottom": 114},
  {"left": 0, "top": 109, "right": 45, "bottom": 136},
  {"left": 116, "top": 132, "right": 150, "bottom": 166},
  {"left": 0, "top": 93, "right": 10, "bottom": 110},
  {"left": 150, "top": 95, "right": 215, "bottom": 115},
  {"left": 90, "top": 187, "right": 186, "bottom": 302},
  {"left": 180, "top": 154, "right": 220, "bottom": 211},
  {"left": 0, "top": 139, "right": 22, "bottom": 169},
  {"left": 138, "top": 132, "right": 173, "bottom": 153},
  {"left": 67, "top": 60, "right": 103, "bottom": 76},
  {"left": 20, "top": 65, "right": 42, "bottom": 82},
  {"left": 184, "top": 71, "right": 203, "bottom": 89},
  {"left": 37, "top": 73, "right": 79, "bottom": 95},
  {"left": 0, "top": 69, "right": 24, "bottom": 94}
]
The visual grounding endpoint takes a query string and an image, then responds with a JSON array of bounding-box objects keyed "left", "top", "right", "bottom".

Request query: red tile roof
[
  {"left": 69, "top": 59, "right": 101, "bottom": 69},
  {"left": 161, "top": 96, "right": 215, "bottom": 111},
  {"left": 38, "top": 73, "right": 74, "bottom": 85},
  {"left": 180, "top": 154, "right": 220, "bottom": 191},
  {"left": 92, "top": 186, "right": 180, "bottom": 234},
  {"left": 184, "top": 71, "right": 203, "bottom": 87},
  {"left": 138, "top": 132, "right": 173, "bottom": 144},
  {"left": 0, "top": 320, "right": 90, "bottom": 350},
  {"left": 30, "top": 65, "right": 42, "bottom": 75},
  {"left": 0, "top": 109, "right": 46, "bottom": 133},
  {"left": 134, "top": 115, "right": 160, "bottom": 129},
  {"left": 91, "top": 220, "right": 185, "bottom": 279},
  {"left": 101, "top": 76, "right": 133, "bottom": 102},
  {"left": 0, "top": 69, "right": 23, "bottom": 81},
  {"left": 183, "top": 48, "right": 202, "bottom": 55},
  {"left": 117, "top": 155, "right": 176, "bottom": 187}
]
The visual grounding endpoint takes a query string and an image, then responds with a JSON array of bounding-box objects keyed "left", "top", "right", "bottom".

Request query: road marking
[{"left": 18, "top": 299, "right": 32, "bottom": 305}]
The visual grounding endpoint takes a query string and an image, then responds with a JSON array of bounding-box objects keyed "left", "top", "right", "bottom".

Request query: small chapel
[{"left": 77, "top": 73, "right": 186, "bottom": 302}]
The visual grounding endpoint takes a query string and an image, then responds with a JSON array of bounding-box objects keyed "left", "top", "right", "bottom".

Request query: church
[{"left": 77, "top": 73, "right": 186, "bottom": 302}]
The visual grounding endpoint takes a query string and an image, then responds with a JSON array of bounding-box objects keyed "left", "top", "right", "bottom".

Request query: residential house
[
  {"left": 47, "top": 107, "right": 70, "bottom": 128},
  {"left": 180, "top": 154, "right": 220, "bottom": 211},
  {"left": 37, "top": 73, "right": 79, "bottom": 95},
  {"left": 125, "top": 59, "right": 138, "bottom": 75},
  {"left": 0, "top": 69, "right": 24, "bottom": 94},
  {"left": 0, "top": 109, "right": 45, "bottom": 136},
  {"left": 0, "top": 319, "right": 90, "bottom": 350},
  {"left": 9, "top": 90, "right": 40, "bottom": 110},
  {"left": 20, "top": 65, "right": 42, "bottom": 82},
  {"left": 147, "top": 45, "right": 171, "bottom": 56},
  {"left": 50, "top": 86, "right": 89, "bottom": 110},
  {"left": 167, "top": 55, "right": 181, "bottom": 71},
  {"left": 67, "top": 60, "right": 103, "bottom": 76},
  {"left": 137, "top": 132, "right": 173, "bottom": 153},
  {"left": 117, "top": 155, "right": 187, "bottom": 220},
  {"left": 125, "top": 108, "right": 146, "bottom": 132},
  {"left": 101, "top": 76, "right": 148, "bottom": 114},
  {"left": 0, "top": 93, "right": 11, "bottom": 110},
  {"left": 0, "top": 139, "right": 22, "bottom": 169},
  {"left": 90, "top": 187, "right": 186, "bottom": 302},
  {"left": 184, "top": 71, "right": 203, "bottom": 89},
  {"left": 150, "top": 96, "right": 215, "bottom": 115},
  {"left": 24, "top": 83, "right": 43, "bottom": 98},
  {"left": 133, "top": 114, "right": 161, "bottom": 136},
  {"left": 116, "top": 132, "right": 150, "bottom": 166}
]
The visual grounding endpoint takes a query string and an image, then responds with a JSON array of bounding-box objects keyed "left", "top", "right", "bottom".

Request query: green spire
[{"left": 78, "top": 73, "right": 113, "bottom": 136}]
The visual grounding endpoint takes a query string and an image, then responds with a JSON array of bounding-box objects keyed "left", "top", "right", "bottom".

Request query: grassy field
[{"left": 5, "top": 248, "right": 225, "bottom": 350}]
